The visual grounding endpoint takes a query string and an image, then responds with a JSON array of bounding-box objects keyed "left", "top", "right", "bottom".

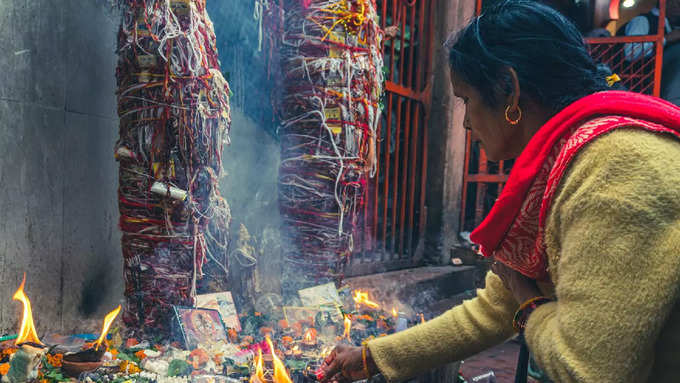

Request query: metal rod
[
  {"left": 398, "top": 98, "right": 413, "bottom": 256},
  {"left": 474, "top": 149, "right": 488, "bottom": 227},
  {"left": 390, "top": 96, "right": 404, "bottom": 254},
  {"left": 407, "top": 103, "right": 422, "bottom": 253},
  {"left": 653, "top": 0, "right": 666, "bottom": 97},
  {"left": 460, "top": 133, "right": 472, "bottom": 231}
]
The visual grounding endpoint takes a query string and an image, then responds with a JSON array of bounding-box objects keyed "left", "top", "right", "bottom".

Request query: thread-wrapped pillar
[
  {"left": 115, "top": 0, "right": 231, "bottom": 336},
  {"left": 278, "top": 0, "right": 383, "bottom": 290}
]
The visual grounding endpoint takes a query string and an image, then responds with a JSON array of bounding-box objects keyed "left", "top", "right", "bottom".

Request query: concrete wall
[{"left": 0, "top": 1, "right": 122, "bottom": 334}]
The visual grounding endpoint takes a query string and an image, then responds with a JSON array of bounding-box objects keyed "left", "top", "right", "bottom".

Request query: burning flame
[
  {"left": 250, "top": 348, "right": 265, "bottom": 383},
  {"left": 420, "top": 313, "right": 425, "bottom": 324},
  {"left": 392, "top": 307, "right": 398, "bottom": 317},
  {"left": 266, "top": 336, "right": 293, "bottom": 383},
  {"left": 353, "top": 290, "right": 379, "bottom": 309},
  {"left": 342, "top": 314, "right": 352, "bottom": 340},
  {"left": 13, "top": 274, "right": 42, "bottom": 345},
  {"left": 94, "top": 305, "right": 122, "bottom": 350},
  {"left": 304, "top": 329, "right": 313, "bottom": 342}
]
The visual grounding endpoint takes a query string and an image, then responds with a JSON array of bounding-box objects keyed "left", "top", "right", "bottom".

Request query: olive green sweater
[{"left": 367, "top": 129, "right": 680, "bottom": 382}]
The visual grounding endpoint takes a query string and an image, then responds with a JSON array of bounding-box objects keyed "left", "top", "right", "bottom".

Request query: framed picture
[
  {"left": 283, "top": 306, "right": 320, "bottom": 325},
  {"left": 173, "top": 306, "right": 228, "bottom": 350},
  {"left": 196, "top": 291, "right": 242, "bottom": 331},
  {"left": 298, "top": 283, "right": 343, "bottom": 321}
]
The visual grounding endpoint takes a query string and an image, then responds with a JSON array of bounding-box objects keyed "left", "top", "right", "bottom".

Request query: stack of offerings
[
  {"left": 115, "top": 0, "right": 232, "bottom": 336},
  {"left": 278, "top": 0, "right": 384, "bottom": 288}
]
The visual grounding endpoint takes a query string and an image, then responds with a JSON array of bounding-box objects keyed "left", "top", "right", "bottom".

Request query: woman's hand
[
  {"left": 319, "top": 345, "right": 368, "bottom": 383},
  {"left": 491, "top": 260, "right": 542, "bottom": 304}
]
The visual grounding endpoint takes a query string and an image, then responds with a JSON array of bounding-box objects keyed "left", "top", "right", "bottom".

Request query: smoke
[
  {"left": 207, "top": 1, "right": 277, "bottom": 135},
  {"left": 207, "top": 2, "right": 285, "bottom": 303}
]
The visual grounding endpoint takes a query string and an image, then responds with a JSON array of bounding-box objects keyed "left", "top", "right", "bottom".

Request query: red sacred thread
[{"left": 115, "top": 0, "right": 231, "bottom": 337}]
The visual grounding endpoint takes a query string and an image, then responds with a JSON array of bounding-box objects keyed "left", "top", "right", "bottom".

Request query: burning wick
[
  {"left": 5, "top": 275, "right": 47, "bottom": 383},
  {"left": 342, "top": 315, "right": 352, "bottom": 340},
  {"left": 352, "top": 290, "right": 380, "bottom": 309},
  {"left": 392, "top": 307, "right": 398, "bottom": 318},
  {"left": 265, "top": 336, "right": 293, "bottom": 383},
  {"left": 302, "top": 328, "right": 317, "bottom": 347},
  {"left": 94, "top": 305, "right": 122, "bottom": 351},
  {"left": 420, "top": 313, "right": 426, "bottom": 324},
  {"left": 250, "top": 348, "right": 265, "bottom": 383},
  {"left": 13, "top": 274, "right": 42, "bottom": 346}
]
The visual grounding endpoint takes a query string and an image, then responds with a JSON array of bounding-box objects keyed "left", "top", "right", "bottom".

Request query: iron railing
[{"left": 346, "top": 0, "right": 436, "bottom": 276}]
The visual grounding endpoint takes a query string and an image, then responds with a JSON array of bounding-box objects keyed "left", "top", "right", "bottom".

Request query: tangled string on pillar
[
  {"left": 278, "top": 0, "right": 383, "bottom": 288},
  {"left": 115, "top": 0, "right": 231, "bottom": 336}
]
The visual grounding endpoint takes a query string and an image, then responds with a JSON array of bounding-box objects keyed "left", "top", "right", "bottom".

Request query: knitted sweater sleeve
[
  {"left": 367, "top": 271, "right": 518, "bottom": 382},
  {"left": 525, "top": 129, "right": 680, "bottom": 382}
]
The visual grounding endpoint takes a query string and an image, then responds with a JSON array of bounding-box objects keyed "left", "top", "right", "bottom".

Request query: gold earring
[{"left": 505, "top": 105, "right": 522, "bottom": 125}]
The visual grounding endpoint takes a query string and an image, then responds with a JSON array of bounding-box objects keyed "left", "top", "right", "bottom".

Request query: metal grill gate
[{"left": 345, "top": 0, "right": 436, "bottom": 276}]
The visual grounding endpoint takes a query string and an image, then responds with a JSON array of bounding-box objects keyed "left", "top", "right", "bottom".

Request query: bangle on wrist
[
  {"left": 512, "top": 296, "right": 551, "bottom": 333},
  {"left": 361, "top": 341, "right": 372, "bottom": 379}
]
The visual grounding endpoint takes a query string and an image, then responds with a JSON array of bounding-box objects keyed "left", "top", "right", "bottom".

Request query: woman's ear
[{"left": 506, "top": 67, "right": 521, "bottom": 111}]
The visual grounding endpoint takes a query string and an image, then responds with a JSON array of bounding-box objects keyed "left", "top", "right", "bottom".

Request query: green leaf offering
[{"left": 168, "top": 359, "right": 193, "bottom": 377}]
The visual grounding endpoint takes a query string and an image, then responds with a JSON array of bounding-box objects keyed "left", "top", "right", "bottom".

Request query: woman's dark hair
[{"left": 449, "top": 0, "right": 621, "bottom": 114}]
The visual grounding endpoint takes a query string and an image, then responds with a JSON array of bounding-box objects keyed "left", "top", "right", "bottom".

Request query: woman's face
[{"left": 451, "top": 70, "right": 517, "bottom": 161}]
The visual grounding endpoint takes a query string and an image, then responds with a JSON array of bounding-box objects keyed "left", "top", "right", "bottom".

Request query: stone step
[{"left": 345, "top": 266, "right": 479, "bottom": 317}]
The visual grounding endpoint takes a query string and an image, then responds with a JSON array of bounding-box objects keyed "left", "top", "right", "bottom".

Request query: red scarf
[{"left": 469, "top": 91, "right": 680, "bottom": 280}]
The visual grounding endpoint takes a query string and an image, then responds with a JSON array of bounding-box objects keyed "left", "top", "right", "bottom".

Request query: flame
[
  {"left": 320, "top": 346, "right": 332, "bottom": 359},
  {"left": 352, "top": 290, "right": 380, "bottom": 309},
  {"left": 303, "top": 328, "right": 316, "bottom": 343},
  {"left": 266, "top": 336, "right": 293, "bottom": 383},
  {"left": 392, "top": 307, "right": 398, "bottom": 317},
  {"left": 94, "top": 305, "right": 122, "bottom": 350},
  {"left": 420, "top": 313, "right": 425, "bottom": 324},
  {"left": 342, "top": 315, "right": 352, "bottom": 340},
  {"left": 13, "top": 274, "right": 42, "bottom": 345},
  {"left": 250, "top": 348, "right": 265, "bottom": 383}
]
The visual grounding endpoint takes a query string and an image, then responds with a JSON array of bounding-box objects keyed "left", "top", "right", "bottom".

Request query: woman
[{"left": 319, "top": 1, "right": 680, "bottom": 382}]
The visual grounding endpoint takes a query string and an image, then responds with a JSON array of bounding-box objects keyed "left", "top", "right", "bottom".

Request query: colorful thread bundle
[
  {"left": 115, "top": 0, "right": 231, "bottom": 336},
  {"left": 278, "top": 0, "right": 383, "bottom": 287}
]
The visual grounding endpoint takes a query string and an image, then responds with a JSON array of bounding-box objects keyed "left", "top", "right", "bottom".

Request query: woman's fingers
[
  {"left": 320, "top": 347, "right": 343, "bottom": 383},
  {"left": 323, "top": 347, "right": 338, "bottom": 366}
]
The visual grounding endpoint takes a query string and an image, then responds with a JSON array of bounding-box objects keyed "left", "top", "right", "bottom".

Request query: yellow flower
[
  {"left": 1, "top": 348, "right": 16, "bottom": 358},
  {"left": 119, "top": 360, "right": 141, "bottom": 374},
  {"left": 46, "top": 353, "right": 63, "bottom": 367}
]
